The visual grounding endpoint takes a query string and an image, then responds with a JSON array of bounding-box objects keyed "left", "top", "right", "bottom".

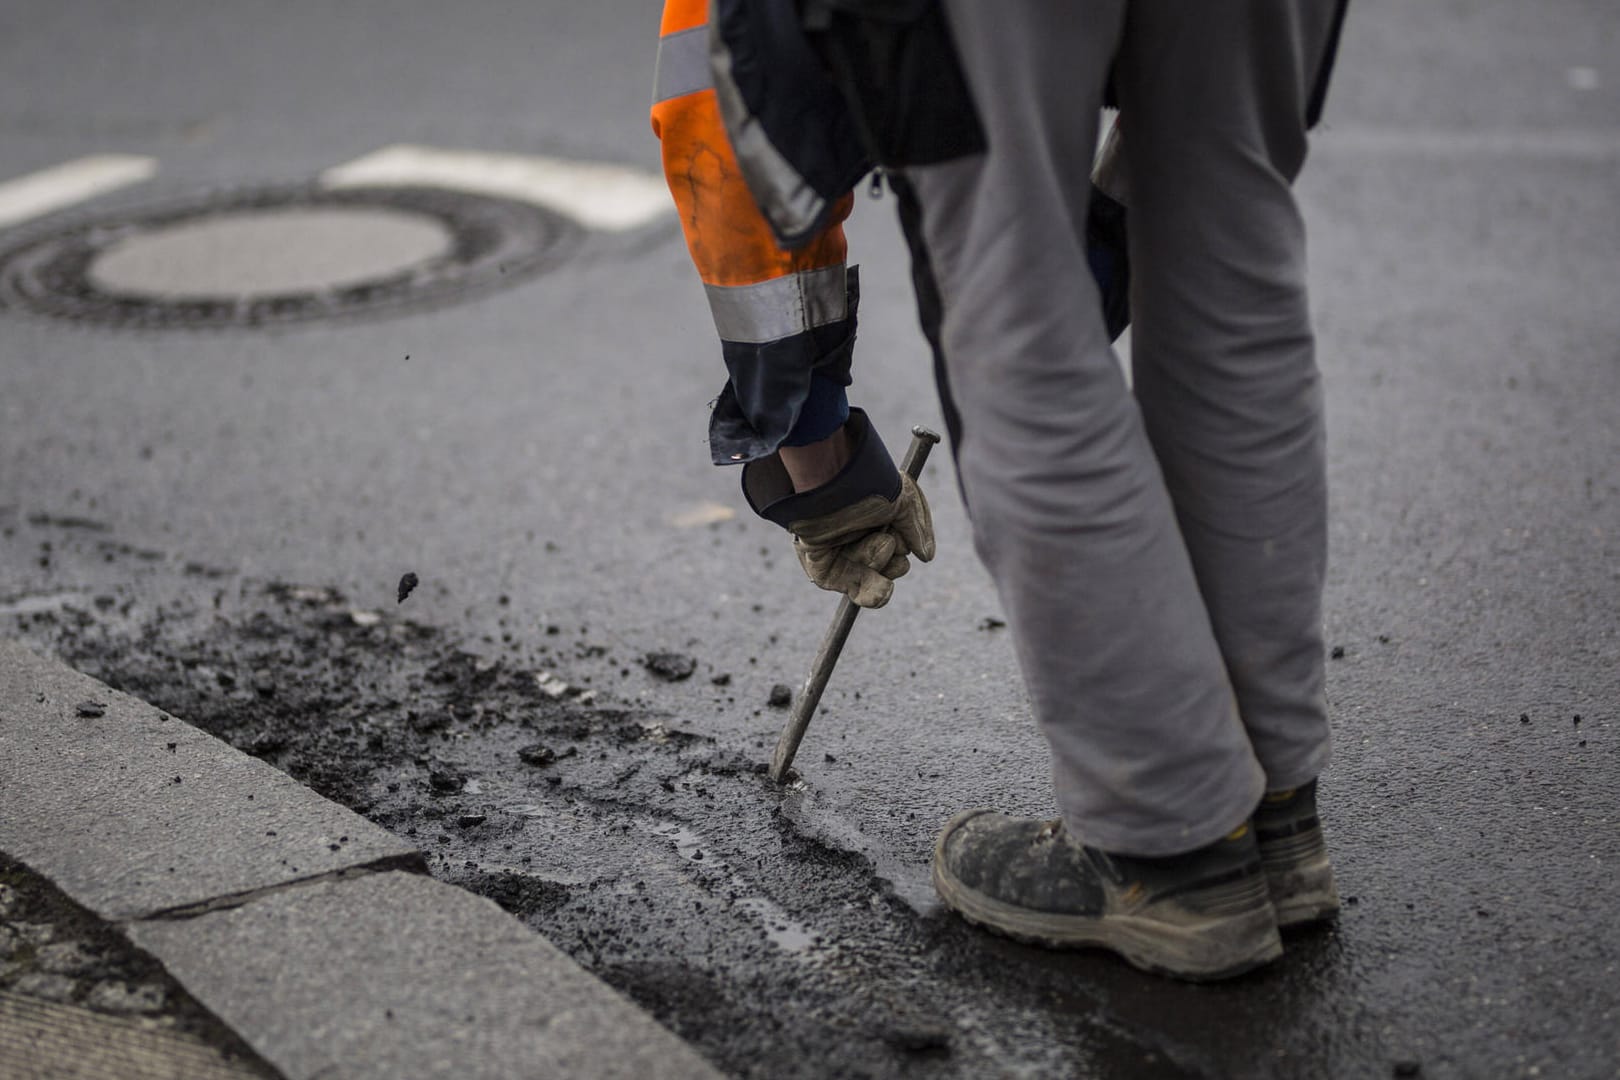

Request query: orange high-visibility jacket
[{"left": 651, "top": 0, "right": 860, "bottom": 467}]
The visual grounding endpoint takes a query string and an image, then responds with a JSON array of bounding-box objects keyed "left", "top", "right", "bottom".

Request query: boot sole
[{"left": 932, "top": 815, "right": 1283, "bottom": 982}]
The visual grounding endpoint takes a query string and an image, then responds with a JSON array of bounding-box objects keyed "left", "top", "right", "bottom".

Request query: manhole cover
[{"left": 0, "top": 186, "right": 580, "bottom": 329}]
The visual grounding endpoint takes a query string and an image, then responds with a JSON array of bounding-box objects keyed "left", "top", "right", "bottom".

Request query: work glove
[{"left": 743, "top": 409, "right": 934, "bottom": 609}]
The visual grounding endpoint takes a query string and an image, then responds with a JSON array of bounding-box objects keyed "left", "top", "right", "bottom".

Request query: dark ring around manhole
[{"left": 0, "top": 185, "right": 582, "bottom": 330}]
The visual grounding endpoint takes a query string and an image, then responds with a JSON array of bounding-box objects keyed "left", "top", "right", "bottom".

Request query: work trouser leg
[
  {"left": 1116, "top": 0, "right": 1338, "bottom": 792},
  {"left": 900, "top": 0, "right": 1325, "bottom": 856},
  {"left": 651, "top": 0, "right": 857, "bottom": 464}
]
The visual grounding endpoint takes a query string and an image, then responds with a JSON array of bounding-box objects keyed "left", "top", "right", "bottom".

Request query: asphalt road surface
[{"left": 2, "top": 2, "right": 1618, "bottom": 1077}]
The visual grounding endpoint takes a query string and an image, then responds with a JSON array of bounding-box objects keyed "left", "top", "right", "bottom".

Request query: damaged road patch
[{"left": 10, "top": 570, "right": 1203, "bottom": 1080}]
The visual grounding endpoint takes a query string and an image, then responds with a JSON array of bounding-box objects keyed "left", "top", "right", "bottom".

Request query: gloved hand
[
  {"left": 789, "top": 472, "right": 932, "bottom": 608},
  {"left": 742, "top": 409, "right": 935, "bottom": 609}
]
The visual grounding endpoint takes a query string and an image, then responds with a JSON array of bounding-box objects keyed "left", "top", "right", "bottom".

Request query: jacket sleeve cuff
[
  {"left": 741, "top": 407, "right": 900, "bottom": 529},
  {"left": 707, "top": 267, "right": 860, "bottom": 466}
]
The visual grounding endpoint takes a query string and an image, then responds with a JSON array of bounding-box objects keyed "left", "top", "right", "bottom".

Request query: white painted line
[
  {"left": 0, "top": 155, "right": 158, "bottom": 230},
  {"left": 320, "top": 144, "right": 672, "bottom": 232}
]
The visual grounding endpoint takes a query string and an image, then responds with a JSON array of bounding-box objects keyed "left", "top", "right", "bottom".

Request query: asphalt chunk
[
  {"left": 768, "top": 684, "right": 793, "bottom": 708},
  {"left": 396, "top": 572, "right": 419, "bottom": 604},
  {"left": 642, "top": 651, "right": 697, "bottom": 682},
  {"left": 74, "top": 700, "right": 106, "bottom": 718},
  {"left": 518, "top": 743, "right": 576, "bottom": 767}
]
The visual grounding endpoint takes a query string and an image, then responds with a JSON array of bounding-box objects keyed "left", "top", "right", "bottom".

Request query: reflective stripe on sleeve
[
  {"left": 653, "top": 25, "right": 713, "bottom": 105},
  {"left": 704, "top": 265, "right": 848, "bottom": 345}
]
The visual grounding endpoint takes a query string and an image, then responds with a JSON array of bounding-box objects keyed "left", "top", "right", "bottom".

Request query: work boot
[
  {"left": 932, "top": 810, "right": 1282, "bottom": 981},
  {"left": 1254, "top": 779, "right": 1340, "bottom": 928}
]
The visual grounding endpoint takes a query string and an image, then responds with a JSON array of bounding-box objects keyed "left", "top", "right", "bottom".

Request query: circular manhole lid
[{"left": 0, "top": 185, "right": 580, "bottom": 330}]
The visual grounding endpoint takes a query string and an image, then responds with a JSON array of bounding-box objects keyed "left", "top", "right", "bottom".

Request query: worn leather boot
[{"left": 932, "top": 810, "right": 1283, "bottom": 981}]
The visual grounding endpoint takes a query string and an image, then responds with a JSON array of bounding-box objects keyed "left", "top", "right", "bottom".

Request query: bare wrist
[{"left": 778, "top": 425, "right": 852, "bottom": 492}]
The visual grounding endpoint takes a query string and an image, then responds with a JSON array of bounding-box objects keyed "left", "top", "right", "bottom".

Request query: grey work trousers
[{"left": 901, "top": 0, "right": 1340, "bottom": 856}]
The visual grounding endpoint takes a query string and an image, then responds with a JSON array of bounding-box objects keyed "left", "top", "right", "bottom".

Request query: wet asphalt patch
[{"left": 5, "top": 530, "right": 1211, "bottom": 1079}]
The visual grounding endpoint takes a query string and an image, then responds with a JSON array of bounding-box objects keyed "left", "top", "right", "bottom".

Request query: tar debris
[
  {"left": 428, "top": 769, "right": 463, "bottom": 793},
  {"left": 768, "top": 683, "right": 793, "bottom": 708},
  {"left": 397, "top": 572, "right": 420, "bottom": 604},
  {"left": 518, "top": 743, "right": 575, "bottom": 767},
  {"left": 883, "top": 1023, "right": 952, "bottom": 1054},
  {"left": 74, "top": 700, "right": 106, "bottom": 718},
  {"left": 642, "top": 651, "right": 697, "bottom": 681}
]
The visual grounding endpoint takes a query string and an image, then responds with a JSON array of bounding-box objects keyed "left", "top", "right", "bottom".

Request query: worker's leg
[
  {"left": 1115, "top": 0, "right": 1340, "bottom": 792},
  {"left": 897, "top": 0, "right": 1264, "bottom": 857},
  {"left": 651, "top": 0, "right": 857, "bottom": 466}
]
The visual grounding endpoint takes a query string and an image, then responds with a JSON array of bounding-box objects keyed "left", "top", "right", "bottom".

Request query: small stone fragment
[
  {"left": 16, "top": 922, "right": 55, "bottom": 946},
  {"left": 978, "top": 617, "right": 1007, "bottom": 631},
  {"left": 428, "top": 769, "right": 463, "bottom": 793},
  {"left": 86, "top": 981, "right": 167, "bottom": 1014},
  {"left": 75, "top": 700, "right": 106, "bottom": 718},
  {"left": 518, "top": 743, "right": 558, "bottom": 767},
  {"left": 1519, "top": 713, "right": 1530, "bottom": 724},
  {"left": 1392, "top": 1061, "right": 1422, "bottom": 1078},
  {"left": 768, "top": 683, "right": 793, "bottom": 708},
  {"left": 397, "top": 571, "right": 420, "bottom": 604},
  {"left": 36, "top": 941, "right": 98, "bottom": 976},
  {"left": 710, "top": 673, "right": 732, "bottom": 687},
  {"left": 643, "top": 651, "right": 697, "bottom": 681},
  {"left": 534, "top": 671, "right": 570, "bottom": 698},
  {"left": 14, "top": 973, "right": 78, "bottom": 1003},
  {"left": 457, "top": 814, "right": 487, "bottom": 828},
  {"left": 1330, "top": 646, "right": 1346, "bottom": 660}
]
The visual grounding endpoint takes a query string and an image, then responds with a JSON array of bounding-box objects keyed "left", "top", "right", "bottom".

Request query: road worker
[{"left": 653, "top": 0, "right": 1348, "bottom": 980}]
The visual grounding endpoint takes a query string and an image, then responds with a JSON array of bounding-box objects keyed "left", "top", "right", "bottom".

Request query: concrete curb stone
[
  {"left": 0, "top": 639, "right": 422, "bottom": 921},
  {"left": 0, "top": 640, "right": 725, "bottom": 1080}
]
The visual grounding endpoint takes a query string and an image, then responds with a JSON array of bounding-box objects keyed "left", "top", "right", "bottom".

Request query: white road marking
[
  {"left": 320, "top": 144, "right": 672, "bottom": 232},
  {"left": 0, "top": 155, "right": 158, "bottom": 230}
]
